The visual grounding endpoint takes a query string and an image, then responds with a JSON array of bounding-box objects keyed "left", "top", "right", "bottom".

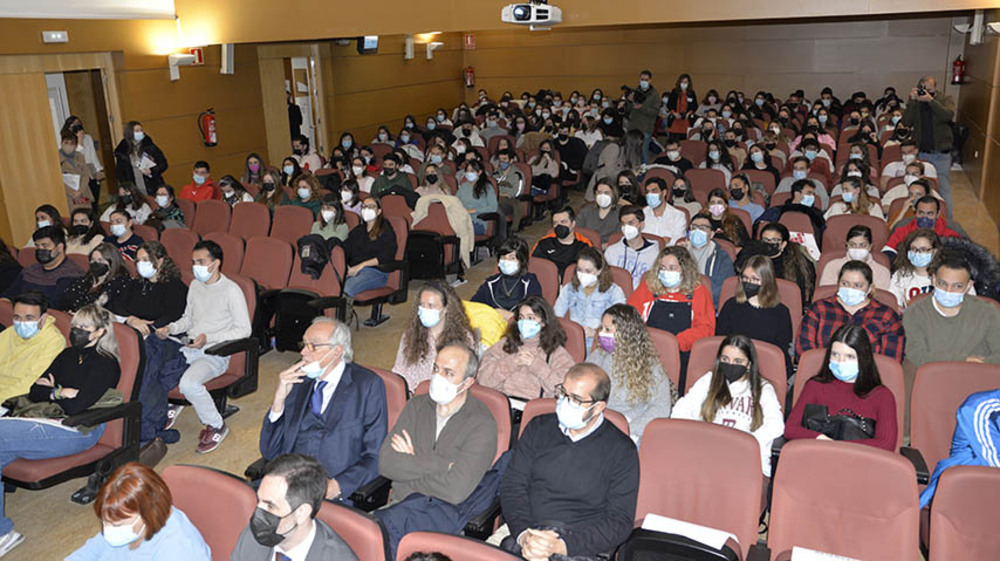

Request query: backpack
[{"left": 297, "top": 234, "right": 332, "bottom": 280}]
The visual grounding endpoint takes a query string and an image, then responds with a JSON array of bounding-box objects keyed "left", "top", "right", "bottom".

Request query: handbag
[{"left": 802, "top": 404, "right": 877, "bottom": 441}]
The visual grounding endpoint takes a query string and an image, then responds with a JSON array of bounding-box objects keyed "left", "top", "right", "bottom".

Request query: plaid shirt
[{"left": 797, "top": 296, "right": 905, "bottom": 362}]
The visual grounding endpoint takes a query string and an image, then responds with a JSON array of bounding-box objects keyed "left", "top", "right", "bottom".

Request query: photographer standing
[
  {"left": 624, "top": 70, "right": 662, "bottom": 164},
  {"left": 903, "top": 76, "right": 955, "bottom": 217}
]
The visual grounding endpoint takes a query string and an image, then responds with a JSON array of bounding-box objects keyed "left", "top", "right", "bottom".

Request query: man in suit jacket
[
  {"left": 232, "top": 453, "right": 359, "bottom": 561},
  {"left": 260, "top": 317, "right": 387, "bottom": 501}
]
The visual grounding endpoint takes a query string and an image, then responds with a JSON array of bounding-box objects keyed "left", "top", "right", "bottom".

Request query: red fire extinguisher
[
  {"left": 464, "top": 66, "right": 475, "bottom": 88},
  {"left": 952, "top": 55, "right": 966, "bottom": 85},
  {"left": 198, "top": 109, "right": 218, "bottom": 147}
]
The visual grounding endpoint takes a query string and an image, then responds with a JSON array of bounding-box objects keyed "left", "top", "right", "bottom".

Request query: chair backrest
[
  {"left": 203, "top": 231, "right": 245, "bottom": 275},
  {"left": 381, "top": 195, "right": 412, "bottom": 228},
  {"left": 0, "top": 298, "right": 12, "bottom": 326},
  {"left": 384, "top": 215, "right": 409, "bottom": 292},
  {"left": 192, "top": 199, "right": 232, "bottom": 236},
  {"left": 635, "top": 419, "right": 762, "bottom": 558},
  {"left": 240, "top": 236, "right": 293, "bottom": 290},
  {"left": 363, "top": 365, "right": 408, "bottom": 430},
  {"left": 778, "top": 210, "right": 819, "bottom": 239},
  {"left": 48, "top": 308, "right": 73, "bottom": 338},
  {"left": 811, "top": 284, "right": 899, "bottom": 313},
  {"left": 684, "top": 167, "right": 727, "bottom": 195},
  {"left": 527, "top": 257, "right": 560, "bottom": 305},
  {"left": 815, "top": 250, "right": 891, "bottom": 285},
  {"left": 929, "top": 465, "right": 1000, "bottom": 561},
  {"left": 17, "top": 247, "right": 36, "bottom": 268},
  {"left": 794, "top": 348, "right": 905, "bottom": 450},
  {"left": 744, "top": 169, "right": 777, "bottom": 196},
  {"left": 411, "top": 202, "right": 457, "bottom": 237},
  {"left": 228, "top": 202, "right": 272, "bottom": 240},
  {"left": 285, "top": 246, "right": 345, "bottom": 299},
  {"left": 679, "top": 140, "right": 707, "bottom": 166},
  {"left": 92, "top": 322, "right": 142, "bottom": 452},
  {"left": 575, "top": 226, "right": 602, "bottom": 250},
  {"left": 561, "top": 263, "right": 634, "bottom": 299},
  {"left": 717, "top": 276, "right": 803, "bottom": 344},
  {"left": 519, "top": 397, "right": 629, "bottom": 437},
  {"left": 271, "top": 205, "right": 316, "bottom": 245},
  {"left": 414, "top": 381, "right": 511, "bottom": 463},
  {"left": 909, "top": 362, "right": 1000, "bottom": 475},
  {"left": 175, "top": 197, "right": 196, "bottom": 226},
  {"left": 768, "top": 439, "right": 920, "bottom": 561},
  {"left": 133, "top": 223, "right": 159, "bottom": 242},
  {"left": 318, "top": 500, "right": 392, "bottom": 561},
  {"left": 396, "top": 531, "right": 521, "bottom": 561},
  {"left": 162, "top": 465, "right": 258, "bottom": 561},
  {"left": 647, "top": 327, "right": 682, "bottom": 390},
  {"left": 160, "top": 228, "right": 200, "bottom": 266},
  {"left": 685, "top": 336, "right": 787, "bottom": 400},
  {"left": 728, "top": 207, "right": 752, "bottom": 238},
  {"left": 66, "top": 252, "right": 91, "bottom": 272},
  {"left": 822, "top": 214, "right": 889, "bottom": 252},
  {"left": 556, "top": 317, "right": 587, "bottom": 363}
]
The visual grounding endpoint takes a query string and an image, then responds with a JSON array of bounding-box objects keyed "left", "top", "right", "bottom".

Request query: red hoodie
[
  {"left": 627, "top": 279, "right": 715, "bottom": 351},
  {"left": 885, "top": 217, "right": 959, "bottom": 253}
]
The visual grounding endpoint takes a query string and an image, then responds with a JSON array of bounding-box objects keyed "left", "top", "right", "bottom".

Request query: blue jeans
[
  {"left": 641, "top": 130, "right": 652, "bottom": 164},
  {"left": 0, "top": 420, "right": 105, "bottom": 534},
  {"left": 344, "top": 267, "right": 389, "bottom": 298},
  {"left": 919, "top": 150, "right": 953, "bottom": 218}
]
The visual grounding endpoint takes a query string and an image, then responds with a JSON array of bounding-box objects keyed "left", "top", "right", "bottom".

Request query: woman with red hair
[{"left": 67, "top": 462, "right": 210, "bottom": 559}]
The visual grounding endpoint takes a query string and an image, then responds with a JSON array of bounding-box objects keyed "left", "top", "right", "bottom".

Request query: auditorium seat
[
  {"left": 352, "top": 215, "right": 410, "bottom": 328},
  {"left": 240, "top": 236, "right": 293, "bottom": 290},
  {"left": 927, "top": 465, "right": 1000, "bottom": 561},
  {"left": 526, "top": 257, "right": 559, "bottom": 306},
  {"left": 647, "top": 327, "right": 682, "bottom": 392},
  {"left": 270, "top": 205, "right": 315, "bottom": 246},
  {"left": 686, "top": 336, "right": 787, "bottom": 400},
  {"left": 396, "top": 531, "right": 520, "bottom": 561},
  {"left": 192, "top": 199, "right": 232, "bottom": 236},
  {"left": 318, "top": 500, "right": 392, "bottom": 561},
  {"left": 162, "top": 465, "right": 257, "bottom": 561},
  {"left": 557, "top": 317, "right": 587, "bottom": 363},
  {"left": 203, "top": 231, "right": 245, "bottom": 275},
  {"left": 160, "top": 228, "right": 200, "bottom": 266},
  {"left": 228, "top": 201, "right": 271, "bottom": 240}
]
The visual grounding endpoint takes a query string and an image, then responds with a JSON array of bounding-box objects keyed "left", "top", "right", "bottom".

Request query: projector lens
[{"left": 512, "top": 5, "right": 531, "bottom": 20}]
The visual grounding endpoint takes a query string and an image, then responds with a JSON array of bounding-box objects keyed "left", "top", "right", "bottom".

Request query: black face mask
[
  {"left": 849, "top": 118, "right": 860, "bottom": 126},
  {"left": 730, "top": 188, "right": 745, "bottom": 201},
  {"left": 35, "top": 249, "right": 54, "bottom": 264},
  {"left": 723, "top": 139, "right": 736, "bottom": 148},
  {"left": 89, "top": 261, "right": 109, "bottom": 277},
  {"left": 262, "top": 182, "right": 276, "bottom": 192},
  {"left": 554, "top": 224, "right": 571, "bottom": 239},
  {"left": 384, "top": 168, "right": 396, "bottom": 176},
  {"left": 70, "top": 224, "right": 89, "bottom": 237},
  {"left": 119, "top": 195, "right": 133, "bottom": 205},
  {"left": 765, "top": 143, "right": 776, "bottom": 151},
  {"left": 249, "top": 507, "right": 296, "bottom": 548},
  {"left": 70, "top": 327, "right": 92, "bottom": 349},
  {"left": 764, "top": 241, "right": 782, "bottom": 257},
  {"left": 425, "top": 174, "right": 439, "bottom": 184},
  {"left": 672, "top": 188, "right": 686, "bottom": 199},
  {"left": 742, "top": 281, "right": 761, "bottom": 299},
  {"left": 71, "top": 123, "right": 84, "bottom": 133},
  {"left": 719, "top": 362, "right": 747, "bottom": 384},
  {"left": 293, "top": 148, "right": 304, "bottom": 156},
  {"left": 557, "top": 134, "right": 568, "bottom": 141}
]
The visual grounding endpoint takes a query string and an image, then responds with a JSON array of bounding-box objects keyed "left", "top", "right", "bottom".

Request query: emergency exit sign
[{"left": 189, "top": 47, "right": 205, "bottom": 65}]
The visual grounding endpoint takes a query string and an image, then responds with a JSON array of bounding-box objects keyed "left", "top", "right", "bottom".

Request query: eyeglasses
[
  {"left": 739, "top": 275, "right": 761, "bottom": 284},
  {"left": 298, "top": 342, "right": 334, "bottom": 352},
  {"left": 555, "top": 383, "right": 597, "bottom": 407}
]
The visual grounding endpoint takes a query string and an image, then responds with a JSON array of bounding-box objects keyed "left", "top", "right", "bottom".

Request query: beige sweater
[
  {"left": 411, "top": 194, "right": 475, "bottom": 268},
  {"left": 478, "top": 337, "right": 575, "bottom": 399}
]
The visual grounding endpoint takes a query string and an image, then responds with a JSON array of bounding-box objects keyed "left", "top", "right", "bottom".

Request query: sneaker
[
  {"left": 0, "top": 531, "right": 24, "bottom": 558},
  {"left": 196, "top": 423, "right": 229, "bottom": 454},
  {"left": 164, "top": 405, "right": 184, "bottom": 431}
]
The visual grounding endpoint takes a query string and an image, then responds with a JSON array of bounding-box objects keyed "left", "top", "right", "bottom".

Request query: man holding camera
[
  {"left": 624, "top": 70, "right": 661, "bottom": 165},
  {"left": 903, "top": 76, "right": 955, "bottom": 218}
]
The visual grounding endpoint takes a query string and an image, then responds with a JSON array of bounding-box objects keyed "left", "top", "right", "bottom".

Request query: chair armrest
[
  {"left": 746, "top": 543, "right": 771, "bottom": 561},
  {"left": 435, "top": 235, "right": 461, "bottom": 247},
  {"left": 205, "top": 337, "right": 258, "bottom": 357},
  {"left": 259, "top": 288, "right": 282, "bottom": 301},
  {"left": 477, "top": 212, "right": 501, "bottom": 222},
  {"left": 463, "top": 496, "right": 502, "bottom": 540},
  {"left": 63, "top": 401, "right": 141, "bottom": 428},
  {"left": 307, "top": 296, "right": 346, "bottom": 311},
  {"left": 349, "top": 476, "right": 392, "bottom": 512},
  {"left": 900, "top": 446, "right": 930, "bottom": 485},
  {"left": 376, "top": 260, "right": 406, "bottom": 274},
  {"left": 244, "top": 457, "right": 268, "bottom": 481}
]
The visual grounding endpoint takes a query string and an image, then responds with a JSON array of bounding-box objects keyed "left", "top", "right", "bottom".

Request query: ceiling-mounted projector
[{"left": 502, "top": 0, "right": 562, "bottom": 30}]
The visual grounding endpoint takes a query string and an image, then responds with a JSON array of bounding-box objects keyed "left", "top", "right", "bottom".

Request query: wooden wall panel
[{"left": 257, "top": 56, "right": 292, "bottom": 168}]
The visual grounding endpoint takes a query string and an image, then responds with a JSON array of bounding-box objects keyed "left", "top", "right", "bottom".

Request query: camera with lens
[
  {"left": 620, "top": 84, "right": 648, "bottom": 104},
  {"left": 916, "top": 86, "right": 927, "bottom": 97},
  {"left": 501, "top": 0, "right": 562, "bottom": 27}
]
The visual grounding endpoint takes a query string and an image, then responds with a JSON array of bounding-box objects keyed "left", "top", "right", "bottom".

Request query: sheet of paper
[
  {"left": 62, "top": 173, "right": 81, "bottom": 191},
  {"left": 138, "top": 153, "right": 157, "bottom": 171},
  {"left": 0, "top": 406, "right": 8, "bottom": 417},
  {"left": 791, "top": 546, "right": 861, "bottom": 561},
  {"left": 508, "top": 397, "right": 528, "bottom": 412},
  {"left": 640, "top": 513, "right": 738, "bottom": 550}
]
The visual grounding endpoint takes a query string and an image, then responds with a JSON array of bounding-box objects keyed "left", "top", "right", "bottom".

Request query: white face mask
[
  {"left": 136, "top": 261, "right": 157, "bottom": 279},
  {"left": 556, "top": 396, "right": 594, "bottom": 430},
  {"left": 352, "top": 166, "right": 365, "bottom": 176},
  {"left": 595, "top": 193, "right": 612, "bottom": 208},
  {"left": 901, "top": 153, "right": 916, "bottom": 165},
  {"left": 847, "top": 248, "right": 870, "bottom": 261},
  {"left": 103, "top": 520, "right": 144, "bottom": 548},
  {"left": 341, "top": 191, "right": 353, "bottom": 204},
  {"left": 621, "top": 224, "right": 640, "bottom": 241},
  {"left": 155, "top": 195, "right": 170, "bottom": 207},
  {"left": 576, "top": 271, "right": 598, "bottom": 288},
  {"left": 321, "top": 209, "right": 336, "bottom": 222},
  {"left": 429, "top": 373, "right": 463, "bottom": 405},
  {"left": 361, "top": 208, "right": 378, "bottom": 223}
]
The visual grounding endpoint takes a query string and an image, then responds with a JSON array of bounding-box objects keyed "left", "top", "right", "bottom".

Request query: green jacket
[
  {"left": 371, "top": 172, "right": 414, "bottom": 197},
  {"left": 902, "top": 94, "right": 954, "bottom": 152},
  {"left": 626, "top": 85, "right": 661, "bottom": 134}
]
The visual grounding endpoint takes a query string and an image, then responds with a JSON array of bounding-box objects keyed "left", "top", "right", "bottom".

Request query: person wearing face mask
[
  {"left": 554, "top": 124, "right": 587, "bottom": 183},
  {"left": 415, "top": 163, "right": 449, "bottom": 197},
  {"left": 695, "top": 89, "right": 721, "bottom": 117},
  {"left": 722, "top": 129, "right": 747, "bottom": 169},
  {"left": 574, "top": 115, "right": 604, "bottom": 148},
  {"left": 279, "top": 157, "right": 303, "bottom": 190},
  {"left": 0, "top": 291, "right": 65, "bottom": 404},
  {"left": 369, "top": 153, "right": 413, "bottom": 198},
  {"left": 740, "top": 144, "right": 781, "bottom": 188},
  {"left": 772, "top": 157, "right": 829, "bottom": 208},
  {"left": 604, "top": 205, "right": 660, "bottom": 290},
  {"left": 337, "top": 132, "right": 360, "bottom": 160},
  {"left": 531, "top": 206, "right": 594, "bottom": 278},
  {"left": 255, "top": 169, "right": 284, "bottom": 213},
  {"left": 26, "top": 204, "right": 66, "bottom": 248},
  {"left": 491, "top": 150, "right": 527, "bottom": 230},
  {"left": 257, "top": 319, "right": 387, "bottom": 506},
  {"left": 798, "top": 261, "right": 904, "bottom": 362},
  {"left": 888, "top": 229, "right": 949, "bottom": 309},
  {"left": 640, "top": 177, "right": 687, "bottom": 245},
  {"left": 903, "top": 252, "right": 1000, "bottom": 367},
  {"left": 393, "top": 282, "right": 476, "bottom": 391},
  {"left": 903, "top": 75, "right": 956, "bottom": 217},
  {"left": 145, "top": 184, "right": 187, "bottom": 231},
  {"left": 882, "top": 173, "right": 944, "bottom": 218},
  {"left": 309, "top": 193, "right": 349, "bottom": 242},
  {"left": 479, "top": 297, "right": 575, "bottom": 399},
  {"left": 683, "top": 212, "right": 735, "bottom": 309},
  {"left": 671, "top": 335, "right": 784, "bottom": 477},
  {"left": 217, "top": 175, "right": 254, "bottom": 208},
  {"left": 67, "top": 207, "right": 106, "bottom": 255},
  {"left": 282, "top": 173, "right": 323, "bottom": 217},
  {"left": 716, "top": 256, "right": 793, "bottom": 372},
  {"left": 114, "top": 120, "right": 168, "bottom": 196},
  {"left": 819, "top": 226, "right": 891, "bottom": 291},
  {"left": 144, "top": 240, "right": 251, "bottom": 452},
  {"left": 449, "top": 118, "right": 485, "bottom": 150},
  {"left": 103, "top": 209, "right": 144, "bottom": 262},
  {"left": 553, "top": 248, "right": 626, "bottom": 348},
  {"left": 598, "top": 108, "right": 624, "bottom": 139},
  {"left": 377, "top": 343, "right": 497, "bottom": 551},
  {"left": 703, "top": 188, "right": 751, "bottom": 248},
  {"left": 625, "top": 70, "right": 662, "bottom": 164},
  {"left": 880, "top": 141, "right": 938, "bottom": 192},
  {"left": 652, "top": 138, "right": 694, "bottom": 176},
  {"left": 342, "top": 197, "right": 397, "bottom": 299},
  {"left": 110, "top": 242, "right": 188, "bottom": 340},
  {"left": 883, "top": 196, "right": 960, "bottom": 260},
  {"left": 241, "top": 152, "right": 266, "bottom": 186},
  {"left": 757, "top": 179, "right": 826, "bottom": 251},
  {"left": 478, "top": 110, "right": 507, "bottom": 144},
  {"left": 576, "top": 180, "right": 622, "bottom": 245},
  {"left": 456, "top": 161, "right": 498, "bottom": 235},
  {"left": 785, "top": 324, "right": 897, "bottom": 452},
  {"left": 666, "top": 176, "right": 702, "bottom": 217},
  {"left": 60, "top": 243, "right": 131, "bottom": 312},
  {"left": 418, "top": 145, "right": 455, "bottom": 182},
  {"left": 373, "top": 125, "right": 394, "bottom": 147},
  {"left": 58, "top": 131, "right": 95, "bottom": 213},
  {"left": 823, "top": 176, "right": 883, "bottom": 220},
  {"left": 831, "top": 160, "right": 879, "bottom": 200},
  {"left": 471, "top": 236, "right": 543, "bottom": 320},
  {"left": 528, "top": 139, "right": 560, "bottom": 201},
  {"left": 789, "top": 137, "right": 834, "bottom": 175},
  {"left": 727, "top": 174, "right": 764, "bottom": 223},
  {"left": 498, "top": 364, "right": 639, "bottom": 561},
  {"left": 100, "top": 182, "right": 153, "bottom": 225},
  {"left": 178, "top": 160, "right": 218, "bottom": 203},
  {"left": 3, "top": 227, "right": 84, "bottom": 304},
  {"left": 0, "top": 238, "right": 21, "bottom": 295},
  {"left": 699, "top": 140, "right": 734, "bottom": 185},
  {"left": 737, "top": 223, "right": 815, "bottom": 306}
]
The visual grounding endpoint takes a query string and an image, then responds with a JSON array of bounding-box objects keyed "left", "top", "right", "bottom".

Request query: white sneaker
[{"left": 0, "top": 531, "right": 24, "bottom": 558}]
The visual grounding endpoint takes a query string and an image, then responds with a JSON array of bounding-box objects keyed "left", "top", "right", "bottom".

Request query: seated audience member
[
  {"left": 741, "top": 143, "right": 781, "bottom": 187},
  {"left": 903, "top": 252, "right": 1000, "bottom": 367},
  {"left": 669, "top": 176, "right": 702, "bottom": 217},
  {"left": 773, "top": 156, "right": 829, "bottom": 207},
  {"left": 589, "top": 304, "right": 676, "bottom": 441},
  {"left": 241, "top": 152, "right": 265, "bottom": 186},
  {"left": 716, "top": 255, "right": 794, "bottom": 371},
  {"left": 343, "top": 197, "right": 397, "bottom": 298},
  {"left": 576, "top": 179, "right": 622, "bottom": 245},
  {"left": 393, "top": 281, "right": 476, "bottom": 391},
  {"left": 0, "top": 304, "right": 119, "bottom": 554},
  {"left": 797, "top": 260, "right": 904, "bottom": 362},
  {"left": 532, "top": 206, "right": 594, "bottom": 278},
  {"left": 785, "top": 324, "right": 897, "bottom": 452},
  {"left": 0, "top": 239, "right": 20, "bottom": 294},
  {"left": 705, "top": 188, "right": 750, "bottom": 247},
  {"left": 885, "top": 178, "right": 934, "bottom": 229},
  {"left": 66, "top": 207, "right": 105, "bottom": 255},
  {"left": 700, "top": 140, "right": 734, "bottom": 184},
  {"left": 529, "top": 140, "right": 560, "bottom": 197},
  {"left": 280, "top": 157, "right": 302, "bottom": 190},
  {"left": 260, "top": 320, "right": 387, "bottom": 502},
  {"left": 686, "top": 211, "right": 735, "bottom": 309},
  {"left": 500, "top": 364, "right": 639, "bottom": 560},
  {"left": 880, "top": 140, "right": 937, "bottom": 191},
  {"left": 739, "top": 223, "right": 816, "bottom": 306},
  {"left": 340, "top": 178, "right": 362, "bottom": 216},
  {"left": 310, "top": 193, "right": 349, "bottom": 242},
  {"left": 103, "top": 209, "right": 144, "bottom": 262},
  {"left": 256, "top": 169, "right": 283, "bottom": 213},
  {"left": 480, "top": 296, "right": 575, "bottom": 399},
  {"left": 419, "top": 144, "right": 454, "bottom": 181},
  {"left": 109, "top": 241, "right": 187, "bottom": 337},
  {"left": 67, "top": 463, "right": 210, "bottom": 560},
  {"left": 728, "top": 173, "right": 764, "bottom": 223},
  {"left": 2, "top": 226, "right": 84, "bottom": 303},
  {"left": 604, "top": 205, "right": 660, "bottom": 290},
  {"left": 616, "top": 172, "right": 640, "bottom": 206},
  {"left": 349, "top": 156, "right": 375, "bottom": 194},
  {"left": 883, "top": 196, "right": 960, "bottom": 259},
  {"left": 377, "top": 344, "right": 497, "bottom": 550},
  {"left": 652, "top": 137, "right": 693, "bottom": 175},
  {"left": 371, "top": 153, "right": 413, "bottom": 197},
  {"left": 60, "top": 243, "right": 130, "bottom": 312},
  {"left": 456, "top": 160, "right": 498, "bottom": 235},
  {"left": 148, "top": 185, "right": 187, "bottom": 230},
  {"left": 292, "top": 134, "right": 324, "bottom": 172},
  {"left": 824, "top": 176, "right": 884, "bottom": 219},
  {"left": 417, "top": 163, "right": 449, "bottom": 197},
  {"left": 919, "top": 388, "right": 1000, "bottom": 508},
  {"left": 575, "top": 115, "right": 604, "bottom": 149},
  {"left": 882, "top": 174, "right": 943, "bottom": 216},
  {"left": 553, "top": 248, "right": 627, "bottom": 346},
  {"left": 59, "top": 130, "right": 94, "bottom": 212},
  {"left": 0, "top": 292, "right": 66, "bottom": 404},
  {"left": 627, "top": 246, "right": 715, "bottom": 354},
  {"left": 889, "top": 228, "right": 941, "bottom": 309},
  {"left": 641, "top": 177, "right": 687, "bottom": 244},
  {"left": 283, "top": 172, "right": 323, "bottom": 217},
  {"left": 100, "top": 182, "right": 153, "bottom": 225},
  {"left": 471, "top": 236, "right": 542, "bottom": 320},
  {"left": 142, "top": 240, "right": 251, "bottom": 451},
  {"left": 831, "top": 159, "right": 880, "bottom": 200},
  {"left": 756, "top": 178, "right": 826, "bottom": 245},
  {"left": 178, "top": 160, "right": 218, "bottom": 202},
  {"left": 671, "top": 334, "right": 784, "bottom": 476},
  {"left": 554, "top": 123, "right": 587, "bottom": 184},
  {"left": 218, "top": 175, "right": 255, "bottom": 207},
  {"left": 27, "top": 204, "right": 66, "bottom": 247},
  {"left": 818, "top": 225, "right": 891, "bottom": 290},
  {"left": 492, "top": 150, "right": 527, "bottom": 228}
]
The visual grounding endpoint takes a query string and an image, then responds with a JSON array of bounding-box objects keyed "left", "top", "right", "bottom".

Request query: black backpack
[{"left": 297, "top": 234, "right": 332, "bottom": 280}]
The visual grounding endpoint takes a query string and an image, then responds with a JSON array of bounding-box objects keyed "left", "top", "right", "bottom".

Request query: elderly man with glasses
[
  {"left": 498, "top": 363, "right": 639, "bottom": 561},
  {"left": 259, "top": 317, "right": 388, "bottom": 502}
]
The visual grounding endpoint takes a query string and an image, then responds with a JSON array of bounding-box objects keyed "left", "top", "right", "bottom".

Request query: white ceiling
[{"left": 0, "top": 0, "right": 175, "bottom": 19}]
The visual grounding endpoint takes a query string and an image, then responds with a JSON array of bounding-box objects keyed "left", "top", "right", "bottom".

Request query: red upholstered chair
[
  {"left": 647, "top": 327, "right": 681, "bottom": 391},
  {"left": 410, "top": 201, "right": 464, "bottom": 279},
  {"left": 352, "top": 215, "right": 410, "bottom": 327},
  {"left": 66, "top": 252, "right": 91, "bottom": 273},
  {"left": 16, "top": 248, "right": 36, "bottom": 268},
  {"left": 271, "top": 205, "right": 315, "bottom": 245},
  {"left": 821, "top": 214, "right": 889, "bottom": 252},
  {"left": 561, "top": 263, "right": 634, "bottom": 299},
  {"left": 240, "top": 236, "right": 293, "bottom": 290},
  {"left": 810, "top": 284, "right": 900, "bottom": 313},
  {"left": 413, "top": 381, "right": 511, "bottom": 463},
  {"left": 685, "top": 336, "right": 787, "bottom": 400},
  {"left": 192, "top": 199, "right": 232, "bottom": 236},
  {"left": 203, "top": 231, "right": 245, "bottom": 275},
  {"left": 162, "top": 465, "right": 257, "bottom": 561},
  {"left": 519, "top": 397, "right": 629, "bottom": 437},
  {"left": 557, "top": 317, "right": 587, "bottom": 363},
  {"left": 744, "top": 169, "right": 777, "bottom": 196},
  {"left": 160, "top": 228, "right": 200, "bottom": 266},
  {"left": 526, "top": 257, "right": 559, "bottom": 306},
  {"left": 228, "top": 201, "right": 271, "bottom": 240},
  {"left": 815, "top": 249, "right": 891, "bottom": 285},
  {"left": 928, "top": 466, "right": 1000, "bottom": 561},
  {"left": 176, "top": 198, "right": 196, "bottom": 227},
  {"left": 396, "top": 531, "right": 521, "bottom": 561},
  {"left": 318, "top": 501, "right": 392, "bottom": 561},
  {"left": 269, "top": 246, "right": 348, "bottom": 352},
  {"left": 133, "top": 223, "right": 159, "bottom": 242},
  {"left": 362, "top": 365, "right": 409, "bottom": 429},
  {"left": 575, "top": 226, "right": 602, "bottom": 250}
]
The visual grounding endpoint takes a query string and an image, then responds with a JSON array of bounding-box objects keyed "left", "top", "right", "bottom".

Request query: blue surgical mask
[
  {"left": 916, "top": 216, "right": 935, "bottom": 229},
  {"left": 804, "top": 150, "right": 818, "bottom": 161},
  {"left": 193, "top": 264, "right": 213, "bottom": 283},
  {"left": 110, "top": 224, "right": 127, "bottom": 237},
  {"left": 800, "top": 194, "right": 816, "bottom": 206},
  {"left": 645, "top": 192, "right": 661, "bottom": 208},
  {"left": 556, "top": 396, "right": 594, "bottom": 430},
  {"left": 908, "top": 250, "right": 933, "bottom": 268},
  {"left": 838, "top": 286, "right": 868, "bottom": 307},
  {"left": 429, "top": 154, "right": 443, "bottom": 165},
  {"left": 751, "top": 151, "right": 764, "bottom": 163},
  {"left": 755, "top": 98, "right": 765, "bottom": 107},
  {"left": 137, "top": 261, "right": 157, "bottom": 279},
  {"left": 639, "top": 80, "right": 650, "bottom": 89},
  {"left": 193, "top": 174, "right": 206, "bottom": 185},
  {"left": 341, "top": 139, "right": 353, "bottom": 149},
  {"left": 934, "top": 286, "right": 965, "bottom": 308},
  {"left": 133, "top": 131, "right": 145, "bottom": 142},
  {"left": 499, "top": 161, "right": 511, "bottom": 170},
  {"left": 658, "top": 270, "right": 682, "bottom": 288},
  {"left": 418, "top": 306, "right": 441, "bottom": 328},
  {"left": 517, "top": 318, "right": 542, "bottom": 339},
  {"left": 688, "top": 229, "right": 709, "bottom": 248},
  {"left": 829, "top": 360, "right": 859, "bottom": 383},
  {"left": 841, "top": 192, "right": 855, "bottom": 203},
  {"left": 792, "top": 170, "right": 807, "bottom": 180},
  {"left": 427, "top": 122, "right": 437, "bottom": 130},
  {"left": 603, "top": 117, "right": 613, "bottom": 125},
  {"left": 283, "top": 165, "right": 295, "bottom": 176},
  {"left": 13, "top": 320, "right": 39, "bottom": 339},
  {"left": 891, "top": 115, "right": 902, "bottom": 125},
  {"left": 498, "top": 259, "right": 519, "bottom": 276},
  {"left": 465, "top": 171, "right": 479, "bottom": 183}
]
